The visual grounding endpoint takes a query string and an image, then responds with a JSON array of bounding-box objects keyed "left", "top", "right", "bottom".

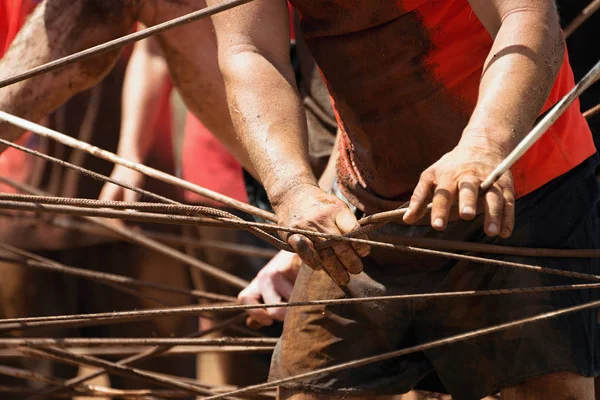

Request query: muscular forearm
[
  {"left": 0, "top": 0, "right": 138, "bottom": 149},
  {"left": 221, "top": 51, "right": 315, "bottom": 207},
  {"left": 117, "top": 37, "right": 169, "bottom": 162},
  {"left": 464, "top": 5, "right": 563, "bottom": 153}
]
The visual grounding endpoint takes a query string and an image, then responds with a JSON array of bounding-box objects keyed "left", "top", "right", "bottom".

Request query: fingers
[
  {"left": 499, "top": 175, "right": 515, "bottom": 238},
  {"left": 287, "top": 234, "right": 322, "bottom": 271},
  {"left": 458, "top": 175, "right": 479, "bottom": 220},
  {"left": 238, "top": 285, "right": 273, "bottom": 327},
  {"left": 318, "top": 247, "right": 350, "bottom": 286},
  {"left": 335, "top": 210, "right": 370, "bottom": 257},
  {"left": 404, "top": 171, "right": 434, "bottom": 224},
  {"left": 430, "top": 176, "right": 457, "bottom": 231},
  {"left": 483, "top": 184, "right": 503, "bottom": 237}
]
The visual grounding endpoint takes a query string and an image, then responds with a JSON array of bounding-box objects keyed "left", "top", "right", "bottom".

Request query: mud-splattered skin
[{"left": 0, "top": 0, "right": 245, "bottom": 166}]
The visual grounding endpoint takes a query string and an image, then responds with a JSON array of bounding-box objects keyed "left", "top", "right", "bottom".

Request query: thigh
[{"left": 501, "top": 372, "right": 594, "bottom": 400}]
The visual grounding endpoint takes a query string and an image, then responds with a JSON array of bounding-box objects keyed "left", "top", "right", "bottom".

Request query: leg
[
  {"left": 595, "top": 376, "right": 599, "bottom": 400},
  {"left": 0, "top": 0, "right": 141, "bottom": 149},
  {"left": 501, "top": 372, "right": 594, "bottom": 400}
]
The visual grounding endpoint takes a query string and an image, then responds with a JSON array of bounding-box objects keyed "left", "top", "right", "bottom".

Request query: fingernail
[
  {"left": 462, "top": 206, "right": 475, "bottom": 216},
  {"left": 433, "top": 218, "right": 444, "bottom": 228},
  {"left": 488, "top": 223, "right": 498, "bottom": 234}
]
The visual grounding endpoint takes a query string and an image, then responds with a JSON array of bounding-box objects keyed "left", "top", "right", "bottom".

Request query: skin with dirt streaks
[{"left": 0, "top": 0, "right": 250, "bottom": 170}]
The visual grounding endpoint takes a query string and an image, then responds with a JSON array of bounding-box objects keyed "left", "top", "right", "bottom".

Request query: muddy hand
[
  {"left": 272, "top": 183, "right": 370, "bottom": 286},
  {"left": 403, "top": 141, "right": 515, "bottom": 238}
]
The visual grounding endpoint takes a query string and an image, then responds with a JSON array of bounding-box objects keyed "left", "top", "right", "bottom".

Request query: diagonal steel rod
[
  {"left": 4, "top": 199, "right": 598, "bottom": 260},
  {"left": 0, "top": 244, "right": 235, "bottom": 302},
  {"left": 27, "top": 314, "right": 246, "bottom": 400},
  {"left": 203, "top": 298, "right": 600, "bottom": 399},
  {"left": 0, "top": 211, "right": 278, "bottom": 258},
  {"left": 2, "top": 282, "right": 600, "bottom": 334},
  {"left": 3, "top": 198, "right": 600, "bottom": 286},
  {"left": 0, "top": 177, "right": 252, "bottom": 289},
  {"left": 0, "top": 110, "right": 275, "bottom": 221},
  {"left": 0, "top": 337, "right": 277, "bottom": 348},
  {"left": 564, "top": 0, "right": 600, "bottom": 38},
  {"left": 21, "top": 347, "right": 229, "bottom": 398},
  {"left": 0, "top": 139, "right": 175, "bottom": 204},
  {"left": 480, "top": 58, "right": 600, "bottom": 191},
  {"left": 0, "top": 0, "right": 256, "bottom": 89}
]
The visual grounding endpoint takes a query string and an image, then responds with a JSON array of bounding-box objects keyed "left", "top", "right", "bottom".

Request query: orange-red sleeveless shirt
[{"left": 289, "top": 0, "right": 595, "bottom": 213}]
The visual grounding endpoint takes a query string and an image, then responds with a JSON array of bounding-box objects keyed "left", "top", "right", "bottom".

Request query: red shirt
[
  {"left": 290, "top": 0, "right": 595, "bottom": 212},
  {"left": 181, "top": 112, "right": 248, "bottom": 206},
  {"left": 0, "top": 0, "right": 38, "bottom": 194}
]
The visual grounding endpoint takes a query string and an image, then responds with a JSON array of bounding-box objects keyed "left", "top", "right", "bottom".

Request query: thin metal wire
[
  {"left": 203, "top": 298, "right": 600, "bottom": 399},
  {"left": 28, "top": 314, "right": 246, "bottom": 400},
  {"left": 0, "top": 110, "right": 275, "bottom": 221},
  {"left": 1, "top": 282, "right": 599, "bottom": 334},
  {"left": 0, "top": 0, "right": 257, "bottom": 89},
  {"left": 0, "top": 177, "right": 254, "bottom": 289},
  {"left": 564, "top": 0, "right": 600, "bottom": 38},
  {"left": 0, "top": 337, "right": 278, "bottom": 348},
  {"left": 0, "top": 244, "right": 236, "bottom": 302},
  {"left": 21, "top": 347, "right": 228, "bottom": 398}
]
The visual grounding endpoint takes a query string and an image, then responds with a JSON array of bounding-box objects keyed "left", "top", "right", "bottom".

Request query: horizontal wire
[
  {"left": 0, "top": 244, "right": 236, "bottom": 302},
  {"left": 0, "top": 337, "right": 278, "bottom": 348},
  {"left": 204, "top": 298, "right": 600, "bottom": 399},
  {"left": 27, "top": 313, "right": 247, "bottom": 400},
  {"left": 0, "top": 282, "right": 599, "bottom": 334},
  {"left": 1, "top": 199, "right": 600, "bottom": 285},
  {"left": 0, "top": 177, "right": 254, "bottom": 290},
  {"left": 0, "top": 0, "right": 256, "bottom": 89}
]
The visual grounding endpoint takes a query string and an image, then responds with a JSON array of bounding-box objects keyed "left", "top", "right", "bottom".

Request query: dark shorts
[{"left": 270, "top": 155, "right": 600, "bottom": 400}]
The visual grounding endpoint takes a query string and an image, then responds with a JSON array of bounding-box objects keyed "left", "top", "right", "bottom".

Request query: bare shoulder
[
  {"left": 138, "top": 0, "right": 208, "bottom": 26},
  {"left": 38, "top": 0, "right": 143, "bottom": 27}
]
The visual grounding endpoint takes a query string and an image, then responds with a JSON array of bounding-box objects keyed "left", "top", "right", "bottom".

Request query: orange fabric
[
  {"left": 181, "top": 112, "right": 248, "bottom": 206},
  {"left": 0, "top": 0, "right": 35, "bottom": 55},
  {"left": 291, "top": 0, "right": 595, "bottom": 209},
  {"left": 414, "top": 0, "right": 594, "bottom": 198},
  {"left": 0, "top": 0, "right": 38, "bottom": 194}
]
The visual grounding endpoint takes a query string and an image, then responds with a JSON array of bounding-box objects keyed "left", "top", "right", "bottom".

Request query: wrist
[
  {"left": 459, "top": 127, "right": 515, "bottom": 158},
  {"left": 268, "top": 178, "right": 319, "bottom": 212}
]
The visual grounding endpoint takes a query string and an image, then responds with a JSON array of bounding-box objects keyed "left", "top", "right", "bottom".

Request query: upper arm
[
  {"left": 208, "top": 0, "right": 291, "bottom": 67},
  {"left": 468, "top": 0, "right": 559, "bottom": 38}
]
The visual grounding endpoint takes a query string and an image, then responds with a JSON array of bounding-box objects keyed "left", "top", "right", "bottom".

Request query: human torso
[{"left": 290, "top": 0, "right": 595, "bottom": 213}]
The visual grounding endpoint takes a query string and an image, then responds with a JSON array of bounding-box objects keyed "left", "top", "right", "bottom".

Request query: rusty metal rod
[
  {"left": 2, "top": 282, "right": 599, "bottom": 334},
  {"left": 0, "top": 140, "right": 175, "bottom": 205},
  {"left": 0, "top": 110, "right": 275, "bottom": 221},
  {"left": 203, "top": 298, "right": 600, "bottom": 399},
  {"left": 0, "top": 386, "right": 203, "bottom": 398},
  {"left": 3, "top": 199, "right": 600, "bottom": 287},
  {"left": 480, "top": 59, "right": 600, "bottom": 191},
  {"left": 0, "top": 0, "right": 256, "bottom": 89},
  {"left": 0, "top": 337, "right": 277, "bottom": 348},
  {"left": 0, "top": 192, "right": 250, "bottom": 218},
  {"left": 0, "top": 212, "right": 279, "bottom": 258},
  {"left": 564, "top": 0, "right": 600, "bottom": 38},
  {"left": 0, "top": 245, "right": 236, "bottom": 302},
  {"left": 5, "top": 203, "right": 597, "bottom": 261},
  {"left": 20, "top": 347, "right": 226, "bottom": 398},
  {"left": 28, "top": 314, "right": 246, "bottom": 400},
  {"left": 0, "top": 178, "right": 252, "bottom": 289}
]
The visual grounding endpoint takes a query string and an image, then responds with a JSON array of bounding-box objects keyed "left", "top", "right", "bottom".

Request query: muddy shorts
[{"left": 270, "top": 155, "right": 600, "bottom": 400}]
